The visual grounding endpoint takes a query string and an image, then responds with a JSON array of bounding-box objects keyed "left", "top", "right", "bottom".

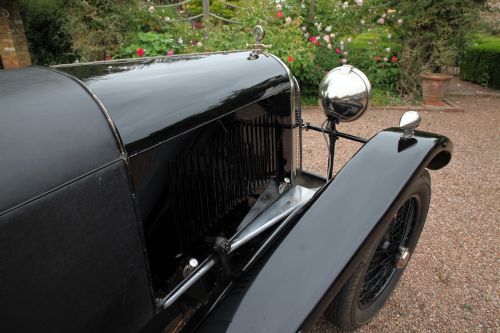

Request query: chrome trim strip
[
  {"left": 43, "top": 66, "right": 127, "bottom": 159},
  {"left": 51, "top": 50, "right": 249, "bottom": 68},
  {"left": 265, "top": 52, "right": 298, "bottom": 182},
  {"left": 292, "top": 75, "right": 303, "bottom": 172}
]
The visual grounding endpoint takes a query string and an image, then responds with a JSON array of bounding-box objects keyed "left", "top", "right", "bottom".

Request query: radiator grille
[{"left": 165, "top": 112, "right": 280, "bottom": 248}]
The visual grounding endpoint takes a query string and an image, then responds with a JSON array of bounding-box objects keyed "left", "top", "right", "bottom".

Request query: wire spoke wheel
[
  {"left": 325, "top": 171, "right": 431, "bottom": 331},
  {"left": 358, "top": 197, "right": 418, "bottom": 308}
]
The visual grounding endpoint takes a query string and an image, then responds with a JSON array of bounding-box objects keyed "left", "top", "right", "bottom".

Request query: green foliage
[
  {"left": 349, "top": 29, "right": 400, "bottom": 92},
  {"left": 386, "top": 0, "right": 487, "bottom": 95},
  {"left": 19, "top": 0, "right": 76, "bottom": 65},
  {"left": 120, "top": 32, "right": 174, "bottom": 57},
  {"left": 460, "top": 34, "right": 500, "bottom": 88},
  {"left": 114, "top": 0, "right": 411, "bottom": 99},
  {"left": 372, "top": 88, "right": 406, "bottom": 106},
  {"left": 184, "top": 0, "right": 242, "bottom": 20},
  {"left": 65, "top": 0, "right": 137, "bottom": 61}
]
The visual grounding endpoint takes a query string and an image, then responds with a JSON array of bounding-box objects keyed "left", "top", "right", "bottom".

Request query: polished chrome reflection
[
  {"left": 252, "top": 25, "right": 265, "bottom": 43},
  {"left": 229, "top": 184, "right": 317, "bottom": 253},
  {"left": 399, "top": 111, "right": 421, "bottom": 139},
  {"left": 319, "top": 65, "right": 372, "bottom": 122}
]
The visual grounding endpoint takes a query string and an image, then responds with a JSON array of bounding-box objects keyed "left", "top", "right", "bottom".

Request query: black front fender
[{"left": 195, "top": 128, "right": 452, "bottom": 333}]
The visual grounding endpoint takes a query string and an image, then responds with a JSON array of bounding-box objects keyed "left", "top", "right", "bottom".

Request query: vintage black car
[{"left": 0, "top": 30, "right": 452, "bottom": 333}]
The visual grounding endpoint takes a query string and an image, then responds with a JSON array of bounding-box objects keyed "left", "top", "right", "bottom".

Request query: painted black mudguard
[{"left": 195, "top": 128, "right": 452, "bottom": 333}]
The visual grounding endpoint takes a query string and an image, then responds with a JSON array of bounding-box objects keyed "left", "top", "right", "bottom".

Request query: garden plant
[{"left": 18, "top": 0, "right": 493, "bottom": 104}]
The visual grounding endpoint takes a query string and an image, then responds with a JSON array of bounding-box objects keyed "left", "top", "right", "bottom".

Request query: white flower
[
  {"left": 385, "top": 47, "right": 391, "bottom": 52},
  {"left": 316, "top": 35, "right": 321, "bottom": 40},
  {"left": 178, "top": 38, "right": 183, "bottom": 44},
  {"left": 355, "top": 0, "right": 363, "bottom": 5},
  {"left": 342, "top": 1, "right": 349, "bottom": 9},
  {"left": 387, "top": 33, "right": 392, "bottom": 39},
  {"left": 314, "top": 22, "right": 319, "bottom": 27},
  {"left": 276, "top": 3, "right": 282, "bottom": 10},
  {"left": 325, "top": 26, "right": 332, "bottom": 32},
  {"left": 148, "top": 5, "right": 155, "bottom": 13},
  {"left": 164, "top": 16, "right": 170, "bottom": 21},
  {"left": 360, "top": 19, "right": 365, "bottom": 25},
  {"left": 342, "top": 58, "right": 348, "bottom": 64},
  {"left": 383, "top": 57, "right": 388, "bottom": 62},
  {"left": 347, "top": 37, "right": 352, "bottom": 43},
  {"left": 343, "top": 51, "right": 348, "bottom": 56},
  {"left": 330, "top": 33, "right": 336, "bottom": 38},
  {"left": 377, "top": 18, "right": 385, "bottom": 24},
  {"left": 301, "top": 26, "right": 307, "bottom": 32},
  {"left": 340, "top": 40, "right": 345, "bottom": 46},
  {"left": 197, "top": 41, "right": 203, "bottom": 47},
  {"left": 323, "top": 35, "right": 330, "bottom": 43},
  {"left": 285, "top": 16, "right": 292, "bottom": 24},
  {"left": 317, "top": 23, "right": 322, "bottom": 31},
  {"left": 382, "top": 13, "right": 387, "bottom": 18},
  {"left": 304, "top": 32, "right": 310, "bottom": 38},
  {"left": 398, "top": 18, "right": 403, "bottom": 25},
  {"left": 327, "top": 43, "right": 332, "bottom": 49}
]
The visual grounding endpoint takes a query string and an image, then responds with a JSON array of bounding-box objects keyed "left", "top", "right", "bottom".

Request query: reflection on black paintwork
[{"left": 58, "top": 52, "right": 290, "bottom": 155}]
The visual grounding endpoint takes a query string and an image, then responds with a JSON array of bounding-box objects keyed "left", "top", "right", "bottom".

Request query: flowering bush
[
  {"left": 115, "top": 0, "right": 482, "bottom": 102},
  {"left": 113, "top": 0, "right": 409, "bottom": 101}
]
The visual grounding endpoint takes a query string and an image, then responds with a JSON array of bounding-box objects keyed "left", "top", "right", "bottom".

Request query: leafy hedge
[{"left": 460, "top": 35, "right": 500, "bottom": 88}]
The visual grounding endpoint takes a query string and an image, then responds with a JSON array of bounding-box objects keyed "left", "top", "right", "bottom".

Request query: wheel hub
[{"left": 395, "top": 246, "right": 410, "bottom": 269}]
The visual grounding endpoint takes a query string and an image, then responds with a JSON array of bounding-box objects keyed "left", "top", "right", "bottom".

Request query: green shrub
[
  {"left": 349, "top": 29, "right": 401, "bottom": 92},
  {"left": 19, "top": 0, "right": 76, "bottom": 65},
  {"left": 460, "top": 35, "right": 500, "bottom": 88}
]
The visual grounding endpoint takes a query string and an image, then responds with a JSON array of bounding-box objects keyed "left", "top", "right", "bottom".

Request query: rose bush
[{"left": 28, "top": 0, "right": 481, "bottom": 104}]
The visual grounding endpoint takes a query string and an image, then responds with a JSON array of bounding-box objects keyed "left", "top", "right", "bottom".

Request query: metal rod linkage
[
  {"left": 304, "top": 123, "right": 367, "bottom": 144},
  {"left": 209, "top": 12, "right": 241, "bottom": 24},
  {"left": 156, "top": 258, "right": 215, "bottom": 310},
  {"left": 155, "top": 0, "right": 193, "bottom": 8}
]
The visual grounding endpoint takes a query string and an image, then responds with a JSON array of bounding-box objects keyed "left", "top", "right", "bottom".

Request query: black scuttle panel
[{"left": 0, "top": 161, "right": 154, "bottom": 333}]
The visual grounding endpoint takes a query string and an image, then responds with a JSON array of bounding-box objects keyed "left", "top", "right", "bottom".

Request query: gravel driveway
[{"left": 305, "top": 79, "right": 500, "bottom": 332}]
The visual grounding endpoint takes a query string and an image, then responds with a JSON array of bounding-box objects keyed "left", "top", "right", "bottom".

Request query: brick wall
[{"left": 0, "top": 1, "right": 31, "bottom": 69}]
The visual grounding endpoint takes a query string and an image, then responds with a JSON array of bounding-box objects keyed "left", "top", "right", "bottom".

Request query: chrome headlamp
[{"left": 319, "top": 65, "right": 372, "bottom": 122}]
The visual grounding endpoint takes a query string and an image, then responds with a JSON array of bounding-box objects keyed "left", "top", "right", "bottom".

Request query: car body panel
[
  {"left": 57, "top": 52, "right": 290, "bottom": 155},
  {"left": 195, "top": 129, "right": 452, "bottom": 333},
  {"left": 0, "top": 67, "right": 121, "bottom": 215},
  {"left": 0, "top": 161, "right": 154, "bottom": 333},
  {"left": 0, "top": 50, "right": 453, "bottom": 333}
]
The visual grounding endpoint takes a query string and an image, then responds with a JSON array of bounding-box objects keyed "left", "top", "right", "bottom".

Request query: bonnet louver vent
[{"left": 165, "top": 112, "right": 280, "bottom": 248}]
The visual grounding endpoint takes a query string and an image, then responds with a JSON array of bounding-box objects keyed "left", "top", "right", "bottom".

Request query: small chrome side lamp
[{"left": 399, "top": 111, "right": 421, "bottom": 139}]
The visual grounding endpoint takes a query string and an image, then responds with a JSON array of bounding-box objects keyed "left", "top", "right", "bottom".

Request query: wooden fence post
[
  {"left": 308, "top": 0, "right": 316, "bottom": 24},
  {"left": 203, "top": 0, "right": 210, "bottom": 38}
]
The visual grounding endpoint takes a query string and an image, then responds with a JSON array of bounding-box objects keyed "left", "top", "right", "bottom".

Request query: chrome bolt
[
  {"left": 396, "top": 246, "right": 410, "bottom": 269},
  {"left": 183, "top": 258, "right": 199, "bottom": 277}
]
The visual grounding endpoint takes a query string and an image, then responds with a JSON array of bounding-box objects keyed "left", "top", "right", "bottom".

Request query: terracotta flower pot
[{"left": 420, "top": 72, "right": 453, "bottom": 106}]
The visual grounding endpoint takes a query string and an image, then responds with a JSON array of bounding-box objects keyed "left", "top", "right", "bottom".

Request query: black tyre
[{"left": 324, "top": 170, "right": 431, "bottom": 331}]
